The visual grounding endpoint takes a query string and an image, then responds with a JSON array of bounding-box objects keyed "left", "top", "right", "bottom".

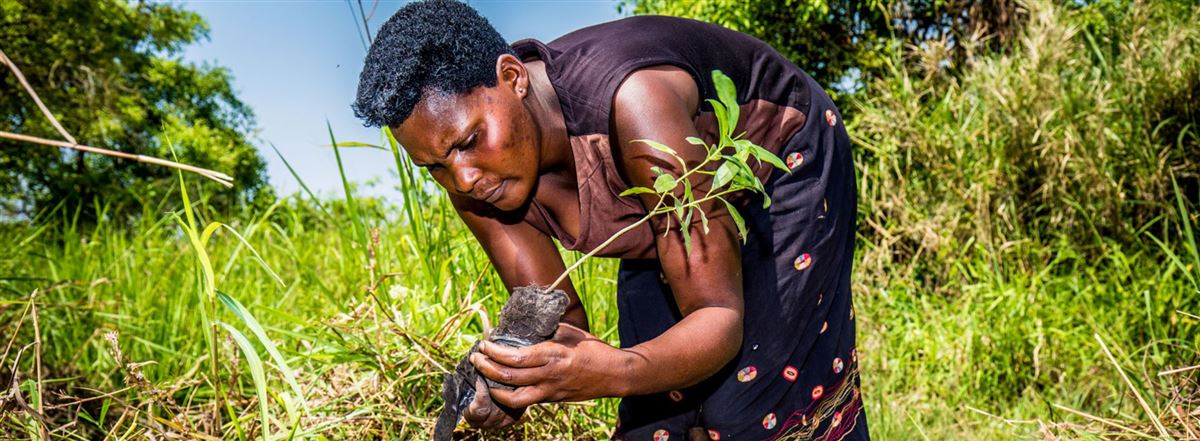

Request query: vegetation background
[{"left": 1, "top": 0, "right": 1198, "bottom": 439}]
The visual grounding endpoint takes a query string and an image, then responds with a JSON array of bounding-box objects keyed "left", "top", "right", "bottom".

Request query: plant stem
[{"left": 546, "top": 186, "right": 741, "bottom": 292}]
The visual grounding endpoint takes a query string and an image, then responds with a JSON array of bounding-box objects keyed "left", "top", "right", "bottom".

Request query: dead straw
[
  {"left": 1094, "top": 333, "right": 1171, "bottom": 438},
  {"left": 0, "top": 47, "right": 234, "bottom": 188}
]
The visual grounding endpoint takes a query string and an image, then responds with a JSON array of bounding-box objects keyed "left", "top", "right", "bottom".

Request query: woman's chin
[{"left": 489, "top": 185, "right": 531, "bottom": 211}]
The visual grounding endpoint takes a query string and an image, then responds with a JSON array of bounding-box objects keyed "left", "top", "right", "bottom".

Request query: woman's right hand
[{"left": 464, "top": 376, "right": 525, "bottom": 430}]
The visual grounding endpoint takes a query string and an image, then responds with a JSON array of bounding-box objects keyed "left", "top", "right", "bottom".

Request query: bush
[{"left": 851, "top": 0, "right": 1200, "bottom": 289}]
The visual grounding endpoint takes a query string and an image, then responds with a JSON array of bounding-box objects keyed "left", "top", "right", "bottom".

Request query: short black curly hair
[{"left": 353, "top": 0, "right": 514, "bottom": 128}]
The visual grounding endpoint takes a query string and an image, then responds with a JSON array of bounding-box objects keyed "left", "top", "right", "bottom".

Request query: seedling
[{"left": 547, "top": 69, "right": 788, "bottom": 291}]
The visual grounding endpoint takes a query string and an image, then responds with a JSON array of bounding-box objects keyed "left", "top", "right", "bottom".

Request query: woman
[{"left": 353, "top": 1, "right": 865, "bottom": 439}]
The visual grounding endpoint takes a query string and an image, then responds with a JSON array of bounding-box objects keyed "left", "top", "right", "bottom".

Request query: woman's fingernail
[{"left": 479, "top": 341, "right": 487, "bottom": 352}]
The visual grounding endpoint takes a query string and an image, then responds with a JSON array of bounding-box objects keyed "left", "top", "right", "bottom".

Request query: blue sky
[{"left": 181, "top": 0, "right": 625, "bottom": 200}]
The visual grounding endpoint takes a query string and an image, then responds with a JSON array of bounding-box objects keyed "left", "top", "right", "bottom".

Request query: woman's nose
[{"left": 451, "top": 164, "right": 482, "bottom": 194}]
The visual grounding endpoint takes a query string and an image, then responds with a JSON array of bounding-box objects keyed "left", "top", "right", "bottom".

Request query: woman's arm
[
  {"left": 605, "top": 65, "right": 745, "bottom": 395},
  {"left": 472, "top": 65, "right": 746, "bottom": 405},
  {"left": 451, "top": 196, "right": 591, "bottom": 429},
  {"left": 451, "top": 195, "right": 589, "bottom": 331}
]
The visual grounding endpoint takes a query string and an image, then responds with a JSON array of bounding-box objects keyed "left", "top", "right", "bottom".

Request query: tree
[
  {"left": 620, "top": 0, "right": 1027, "bottom": 97},
  {"left": 0, "top": 0, "right": 269, "bottom": 220}
]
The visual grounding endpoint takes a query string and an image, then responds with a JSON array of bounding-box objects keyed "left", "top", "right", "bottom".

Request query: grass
[{"left": 2, "top": 0, "right": 1199, "bottom": 439}]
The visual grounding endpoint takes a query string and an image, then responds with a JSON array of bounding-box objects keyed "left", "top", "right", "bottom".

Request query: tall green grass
[{"left": 1, "top": 0, "right": 1198, "bottom": 439}]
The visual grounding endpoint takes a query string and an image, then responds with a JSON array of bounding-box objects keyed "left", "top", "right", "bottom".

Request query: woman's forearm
[
  {"left": 561, "top": 301, "right": 590, "bottom": 332},
  {"left": 614, "top": 306, "right": 743, "bottom": 397}
]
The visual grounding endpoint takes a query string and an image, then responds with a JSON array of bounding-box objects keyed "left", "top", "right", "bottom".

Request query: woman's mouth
[{"left": 483, "top": 181, "right": 506, "bottom": 204}]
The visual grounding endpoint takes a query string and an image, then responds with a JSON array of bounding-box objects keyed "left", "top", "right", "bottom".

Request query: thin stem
[
  {"left": 0, "top": 130, "right": 234, "bottom": 187},
  {"left": 0, "top": 48, "right": 76, "bottom": 145},
  {"left": 547, "top": 185, "right": 741, "bottom": 292},
  {"left": 548, "top": 194, "right": 664, "bottom": 290}
]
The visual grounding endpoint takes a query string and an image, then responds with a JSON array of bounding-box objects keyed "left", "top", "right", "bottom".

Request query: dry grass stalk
[
  {"left": 0, "top": 47, "right": 234, "bottom": 188},
  {"left": 30, "top": 290, "right": 48, "bottom": 440},
  {"left": 1095, "top": 333, "right": 1170, "bottom": 438}
]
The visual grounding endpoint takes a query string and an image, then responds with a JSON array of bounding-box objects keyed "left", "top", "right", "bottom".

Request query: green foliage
[
  {"left": 852, "top": 0, "right": 1200, "bottom": 288},
  {"left": 622, "top": 0, "right": 1031, "bottom": 98},
  {"left": 0, "top": 0, "right": 270, "bottom": 220},
  {"left": 620, "top": 70, "right": 787, "bottom": 253},
  {"left": 553, "top": 70, "right": 784, "bottom": 287}
]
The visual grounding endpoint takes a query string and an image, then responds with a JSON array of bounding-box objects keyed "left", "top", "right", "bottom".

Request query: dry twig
[{"left": 0, "top": 47, "right": 234, "bottom": 187}]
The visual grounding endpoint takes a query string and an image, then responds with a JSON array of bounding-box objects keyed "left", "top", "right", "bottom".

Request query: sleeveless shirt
[{"left": 511, "top": 15, "right": 814, "bottom": 260}]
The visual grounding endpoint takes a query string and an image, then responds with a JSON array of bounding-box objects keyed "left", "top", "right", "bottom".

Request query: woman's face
[{"left": 390, "top": 80, "right": 540, "bottom": 212}]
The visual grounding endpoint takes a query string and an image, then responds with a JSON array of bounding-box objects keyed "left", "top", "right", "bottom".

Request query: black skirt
[{"left": 611, "top": 79, "right": 868, "bottom": 441}]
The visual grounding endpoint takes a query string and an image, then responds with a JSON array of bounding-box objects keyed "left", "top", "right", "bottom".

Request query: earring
[{"left": 517, "top": 87, "right": 525, "bottom": 94}]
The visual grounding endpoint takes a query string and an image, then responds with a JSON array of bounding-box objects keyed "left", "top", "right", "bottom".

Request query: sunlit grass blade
[
  {"left": 326, "top": 119, "right": 365, "bottom": 247},
  {"left": 269, "top": 141, "right": 331, "bottom": 218},
  {"left": 217, "top": 291, "right": 305, "bottom": 411},
  {"left": 219, "top": 322, "right": 271, "bottom": 441}
]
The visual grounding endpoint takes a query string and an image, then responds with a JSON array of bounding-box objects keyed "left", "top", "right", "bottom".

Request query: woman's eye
[{"left": 461, "top": 132, "right": 479, "bottom": 151}]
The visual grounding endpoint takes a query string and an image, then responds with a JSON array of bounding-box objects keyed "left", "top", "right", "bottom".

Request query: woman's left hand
[{"left": 470, "top": 322, "right": 628, "bottom": 408}]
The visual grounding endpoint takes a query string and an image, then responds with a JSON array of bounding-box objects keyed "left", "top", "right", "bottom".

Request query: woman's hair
[{"left": 353, "top": 0, "right": 514, "bottom": 128}]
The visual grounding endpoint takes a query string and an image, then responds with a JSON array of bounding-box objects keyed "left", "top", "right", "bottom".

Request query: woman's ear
[{"left": 495, "top": 54, "right": 529, "bottom": 99}]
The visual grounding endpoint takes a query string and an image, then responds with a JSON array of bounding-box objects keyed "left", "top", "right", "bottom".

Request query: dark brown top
[{"left": 512, "top": 16, "right": 814, "bottom": 259}]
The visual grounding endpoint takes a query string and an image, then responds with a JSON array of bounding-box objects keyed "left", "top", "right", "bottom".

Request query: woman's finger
[
  {"left": 489, "top": 384, "right": 547, "bottom": 409},
  {"left": 465, "top": 376, "right": 521, "bottom": 429},
  {"left": 464, "top": 377, "right": 499, "bottom": 428},
  {"left": 471, "top": 352, "right": 545, "bottom": 386},
  {"left": 479, "top": 340, "right": 553, "bottom": 368}
]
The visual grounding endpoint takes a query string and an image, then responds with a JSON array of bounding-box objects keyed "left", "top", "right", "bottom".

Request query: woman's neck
[{"left": 524, "top": 60, "right": 573, "bottom": 175}]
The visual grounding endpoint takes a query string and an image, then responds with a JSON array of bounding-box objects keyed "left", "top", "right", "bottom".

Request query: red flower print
[
  {"left": 707, "top": 429, "right": 721, "bottom": 440},
  {"left": 782, "top": 365, "right": 799, "bottom": 382},
  {"left": 832, "top": 411, "right": 843, "bottom": 428},
  {"left": 762, "top": 413, "right": 777, "bottom": 430},
  {"left": 825, "top": 109, "right": 838, "bottom": 126},
  {"left": 793, "top": 253, "right": 812, "bottom": 271},
  {"left": 737, "top": 366, "right": 758, "bottom": 382},
  {"left": 811, "top": 385, "right": 825, "bottom": 400},
  {"left": 653, "top": 429, "right": 670, "bottom": 441},
  {"left": 833, "top": 357, "right": 844, "bottom": 374},
  {"left": 786, "top": 152, "right": 804, "bottom": 170},
  {"left": 669, "top": 390, "right": 683, "bottom": 402}
]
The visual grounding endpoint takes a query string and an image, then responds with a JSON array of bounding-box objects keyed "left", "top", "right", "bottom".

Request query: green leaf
[
  {"left": 713, "top": 162, "right": 737, "bottom": 190},
  {"left": 685, "top": 137, "right": 707, "bottom": 146},
  {"left": 681, "top": 208, "right": 694, "bottom": 254},
  {"left": 722, "top": 198, "right": 748, "bottom": 243},
  {"left": 712, "top": 70, "right": 739, "bottom": 131},
  {"left": 746, "top": 143, "right": 789, "bottom": 172},
  {"left": 698, "top": 208, "right": 710, "bottom": 234},
  {"left": 638, "top": 139, "right": 688, "bottom": 170},
  {"left": 218, "top": 291, "right": 305, "bottom": 411},
  {"left": 707, "top": 98, "right": 730, "bottom": 141},
  {"left": 635, "top": 139, "right": 678, "bottom": 156},
  {"left": 220, "top": 322, "right": 271, "bottom": 441},
  {"left": 328, "top": 141, "right": 388, "bottom": 151},
  {"left": 654, "top": 174, "right": 677, "bottom": 194},
  {"left": 620, "top": 186, "right": 656, "bottom": 197}
]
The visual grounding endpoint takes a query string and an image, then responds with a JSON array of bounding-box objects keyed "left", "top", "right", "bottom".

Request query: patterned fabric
[{"left": 612, "top": 81, "right": 866, "bottom": 440}]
